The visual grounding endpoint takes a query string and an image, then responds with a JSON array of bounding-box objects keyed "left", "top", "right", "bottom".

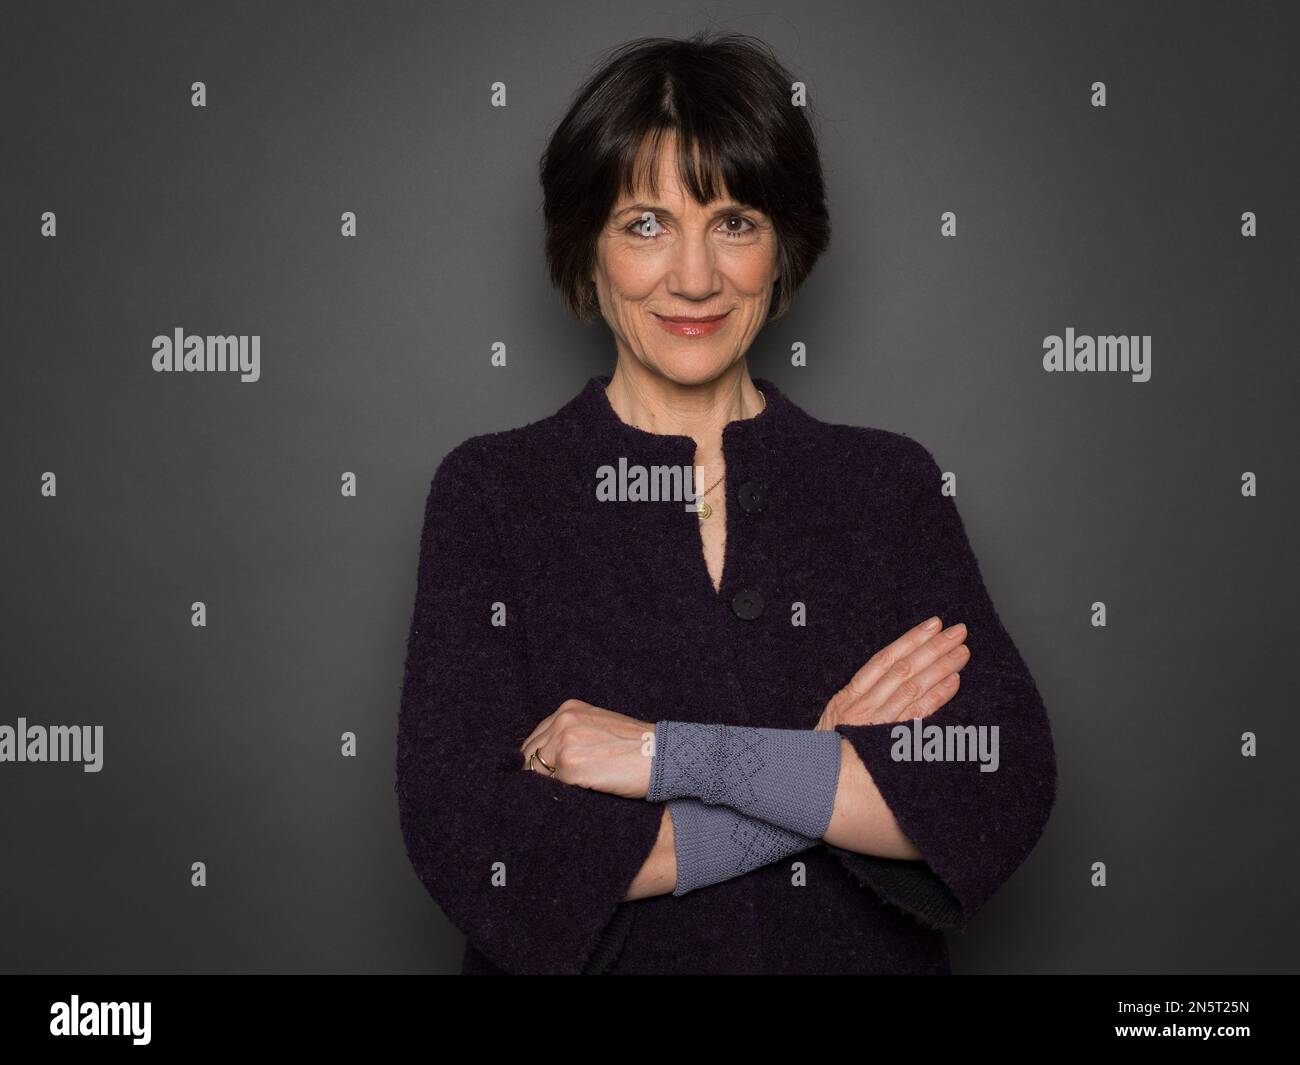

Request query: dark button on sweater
[
  {"left": 396, "top": 373, "right": 1058, "bottom": 975},
  {"left": 737, "top": 478, "right": 768, "bottom": 513},
  {"left": 731, "top": 586, "right": 764, "bottom": 620}
]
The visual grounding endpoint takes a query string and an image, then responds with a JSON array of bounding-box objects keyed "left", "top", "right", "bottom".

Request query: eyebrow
[{"left": 615, "top": 202, "right": 760, "bottom": 219}]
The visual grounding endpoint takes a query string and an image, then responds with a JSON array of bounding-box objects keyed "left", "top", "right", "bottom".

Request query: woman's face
[{"left": 591, "top": 136, "right": 780, "bottom": 386}]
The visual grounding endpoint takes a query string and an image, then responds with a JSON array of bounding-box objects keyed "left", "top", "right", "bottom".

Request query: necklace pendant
[{"left": 697, "top": 500, "right": 712, "bottom": 521}]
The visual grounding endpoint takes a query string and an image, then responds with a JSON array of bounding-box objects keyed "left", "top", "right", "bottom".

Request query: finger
[
  {"left": 519, "top": 699, "right": 577, "bottom": 754},
  {"left": 520, "top": 721, "right": 548, "bottom": 754},
  {"left": 837, "top": 642, "right": 969, "bottom": 727},
  {"left": 521, "top": 725, "right": 553, "bottom": 769},
  {"left": 842, "top": 621, "right": 966, "bottom": 721},
  {"left": 525, "top": 736, "right": 561, "bottom": 775},
  {"left": 846, "top": 616, "right": 944, "bottom": 696},
  {"left": 876, "top": 639, "right": 971, "bottom": 721},
  {"left": 862, "top": 622, "right": 968, "bottom": 713},
  {"left": 891, "top": 671, "right": 961, "bottom": 723}
]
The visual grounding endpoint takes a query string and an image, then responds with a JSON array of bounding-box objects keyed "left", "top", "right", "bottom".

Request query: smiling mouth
[{"left": 652, "top": 311, "right": 731, "bottom": 323}]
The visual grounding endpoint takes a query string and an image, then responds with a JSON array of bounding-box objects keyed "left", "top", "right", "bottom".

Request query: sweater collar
[{"left": 562, "top": 372, "right": 794, "bottom": 461}]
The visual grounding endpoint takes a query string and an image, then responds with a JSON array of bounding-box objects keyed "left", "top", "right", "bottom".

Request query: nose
[{"left": 665, "top": 228, "right": 720, "bottom": 300}]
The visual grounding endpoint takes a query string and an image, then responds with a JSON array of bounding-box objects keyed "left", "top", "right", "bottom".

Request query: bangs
[
  {"left": 620, "top": 125, "right": 737, "bottom": 207},
  {"left": 613, "top": 104, "right": 776, "bottom": 216}
]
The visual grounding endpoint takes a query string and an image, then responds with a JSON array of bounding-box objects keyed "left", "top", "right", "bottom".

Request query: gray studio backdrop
[{"left": 2, "top": 0, "right": 1296, "bottom": 974}]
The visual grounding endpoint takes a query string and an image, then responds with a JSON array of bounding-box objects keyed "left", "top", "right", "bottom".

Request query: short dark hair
[{"left": 540, "top": 32, "right": 831, "bottom": 323}]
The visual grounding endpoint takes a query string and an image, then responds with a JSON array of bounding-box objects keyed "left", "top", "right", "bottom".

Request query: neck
[{"left": 603, "top": 360, "right": 764, "bottom": 452}]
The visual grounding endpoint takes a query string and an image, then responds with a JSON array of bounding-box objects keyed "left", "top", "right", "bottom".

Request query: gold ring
[{"left": 531, "top": 749, "right": 556, "bottom": 775}]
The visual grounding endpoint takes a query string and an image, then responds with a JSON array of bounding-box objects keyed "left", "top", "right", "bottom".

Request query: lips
[
  {"left": 653, "top": 312, "right": 730, "bottom": 323},
  {"left": 650, "top": 309, "right": 733, "bottom": 337}
]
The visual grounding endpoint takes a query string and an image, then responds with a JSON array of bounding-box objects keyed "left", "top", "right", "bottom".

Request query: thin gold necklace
[{"left": 698, "top": 388, "right": 765, "bottom": 521}]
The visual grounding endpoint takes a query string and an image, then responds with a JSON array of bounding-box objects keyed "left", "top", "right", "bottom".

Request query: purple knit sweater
[{"left": 395, "top": 374, "right": 1058, "bottom": 975}]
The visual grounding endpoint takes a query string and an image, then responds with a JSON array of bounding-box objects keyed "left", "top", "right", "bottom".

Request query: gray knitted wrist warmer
[
  {"left": 669, "top": 799, "right": 816, "bottom": 896},
  {"left": 648, "top": 721, "right": 842, "bottom": 840}
]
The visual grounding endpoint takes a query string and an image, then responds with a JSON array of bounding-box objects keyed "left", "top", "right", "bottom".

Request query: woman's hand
[
  {"left": 815, "top": 616, "right": 971, "bottom": 731},
  {"left": 519, "top": 699, "right": 656, "bottom": 799}
]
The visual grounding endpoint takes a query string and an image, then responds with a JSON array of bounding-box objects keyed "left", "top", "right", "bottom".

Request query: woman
[{"left": 396, "top": 32, "right": 1057, "bottom": 975}]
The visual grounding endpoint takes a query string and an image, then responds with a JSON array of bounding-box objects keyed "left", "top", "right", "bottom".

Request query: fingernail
[
  {"left": 943, "top": 623, "right": 964, "bottom": 639},
  {"left": 924, "top": 616, "right": 941, "bottom": 631}
]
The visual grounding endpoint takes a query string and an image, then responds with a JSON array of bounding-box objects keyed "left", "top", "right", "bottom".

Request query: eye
[
  {"left": 719, "top": 214, "right": 757, "bottom": 238},
  {"left": 626, "top": 211, "right": 663, "bottom": 239},
  {"left": 623, "top": 211, "right": 758, "bottom": 240}
]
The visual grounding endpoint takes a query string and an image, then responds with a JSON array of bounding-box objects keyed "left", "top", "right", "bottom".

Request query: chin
[{"left": 642, "top": 345, "right": 741, "bottom": 386}]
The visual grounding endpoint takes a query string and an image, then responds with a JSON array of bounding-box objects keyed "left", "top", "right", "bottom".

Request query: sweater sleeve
[
  {"left": 826, "top": 440, "right": 1058, "bottom": 932},
  {"left": 395, "top": 443, "right": 667, "bottom": 975}
]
